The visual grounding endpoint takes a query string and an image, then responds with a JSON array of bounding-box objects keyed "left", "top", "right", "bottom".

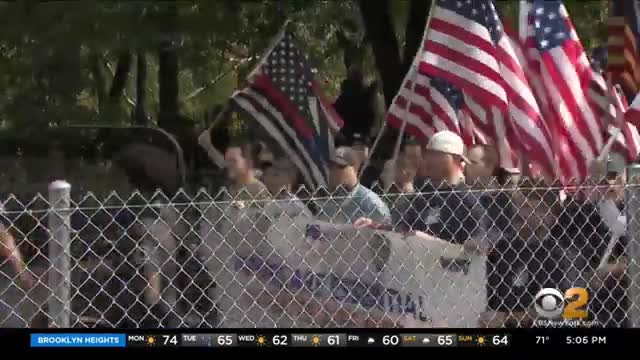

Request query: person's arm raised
[{"left": 0, "top": 227, "right": 34, "bottom": 289}]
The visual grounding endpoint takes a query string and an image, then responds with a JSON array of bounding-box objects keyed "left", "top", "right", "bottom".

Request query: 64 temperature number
[{"left": 492, "top": 335, "right": 509, "bottom": 346}]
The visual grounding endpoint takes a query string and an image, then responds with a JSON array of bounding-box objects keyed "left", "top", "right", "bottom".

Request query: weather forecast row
[{"left": 123, "top": 333, "right": 511, "bottom": 347}]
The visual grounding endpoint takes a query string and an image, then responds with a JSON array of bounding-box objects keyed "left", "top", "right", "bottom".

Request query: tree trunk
[
  {"left": 89, "top": 51, "right": 107, "bottom": 105},
  {"left": 108, "top": 50, "right": 132, "bottom": 101},
  {"left": 157, "top": 3, "right": 179, "bottom": 133},
  {"left": 402, "top": 0, "right": 430, "bottom": 71},
  {"left": 357, "top": 0, "right": 402, "bottom": 107},
  {"left": 336, "top": 29, "right": 363, "bottom": 71},
  {"left": 135, "top": 51, "right": 147, "bottom": 126},
  {"left": 356, "top": 0, "right": 433, "bottom": 187}
]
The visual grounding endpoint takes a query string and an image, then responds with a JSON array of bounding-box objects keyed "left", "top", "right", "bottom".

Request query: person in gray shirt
[{"left": 318, "top": 147, "right": 391, "bottom": 225}]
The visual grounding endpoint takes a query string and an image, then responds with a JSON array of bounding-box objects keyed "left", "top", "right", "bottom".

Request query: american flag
[
  {"left": 457, "top": 108, "right": 479, "bottom": 146},
  {"left": 520, "top": 0, "right": 607, "bottom": 182},
  {"left": 608, "top": 0, "right": 640, "bottom": 99},
  {"left": 231, "top": 31, "right": 343, "bottom": 190},
  {"left": 461, "top": 91, "right": 520, "bottom": 170},
  {"left": 627, "top": 92, "right": 640, "bottom": 128},
  {"left": 610, "top": 84, "right": 640, "bottom": 162},
  {"left": 418, "top": 0, "right": 554, "bottom": 176},
  {"left": 386, "top": 64, "right": 467, "bottom": 143}
]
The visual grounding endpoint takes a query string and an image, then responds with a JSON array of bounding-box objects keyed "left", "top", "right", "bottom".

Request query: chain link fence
[{"left": 1, "top": 179, "right": 639, "bottom": 328}]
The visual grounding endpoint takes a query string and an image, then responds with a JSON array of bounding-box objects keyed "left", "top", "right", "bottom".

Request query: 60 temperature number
[{"left": 382, "top": 335, "right": 400, "bottom": 346}]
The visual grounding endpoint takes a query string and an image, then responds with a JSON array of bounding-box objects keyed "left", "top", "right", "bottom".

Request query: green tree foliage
[
  {"left": 0, "top": 0, "right": 609, "bottom": 136},
  {"left": 0, "top": 1, "right": 357, "bottom": 133},
  {"left": 497, "top": 0, "right": 608, "bottom": 50}
]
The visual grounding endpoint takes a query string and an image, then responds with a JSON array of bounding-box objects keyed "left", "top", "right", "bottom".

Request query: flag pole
[
  {"left": 359, "top": 1, "right": 436, "bottom": 180},
  {"left": 359, "top": 120, "right": 388, "bottom": 179},
  {"left": 389, "top": 1, "right": 437, "bottom": 172},
  {"left": 596, "top": 80, "right": 626, "bottom": 272},
  {"left": 198, "top": 101, "right": 231, "bottom": 168},
  {"left": 198, "top": 20, "right": 291, "bottom": 168}
]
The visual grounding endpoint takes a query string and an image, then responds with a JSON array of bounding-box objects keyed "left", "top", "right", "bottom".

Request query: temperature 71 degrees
[{"left": 536, "top": 336, "right": 550, "bottom": 345}]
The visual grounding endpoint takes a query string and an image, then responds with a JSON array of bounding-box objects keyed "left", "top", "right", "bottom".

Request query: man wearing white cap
[
  {"left": 357, "top": 131, "right": 487, "bottom": 252},
  {"left": 401, "top": 131, "right": 487, "bottom": 252},
  {"left": 420, "top": 130, "right": 470, "bottom": 184}
]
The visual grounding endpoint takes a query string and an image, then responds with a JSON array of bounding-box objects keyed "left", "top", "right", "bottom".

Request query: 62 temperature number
[{"left": 272, "top": 335, "right": 289, "bottom": 346}]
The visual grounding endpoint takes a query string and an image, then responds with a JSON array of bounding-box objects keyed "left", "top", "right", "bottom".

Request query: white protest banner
[
  {"left": 201, "top": 203, "right": 486, "bottom": 328},
  {"left": 382, "top": 230, "right": 487, "bottom": 328}
]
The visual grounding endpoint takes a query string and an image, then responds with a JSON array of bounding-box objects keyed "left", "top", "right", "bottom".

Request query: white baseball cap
[{"left": 426, "top": 130, "right": 470, "bottom": 163}]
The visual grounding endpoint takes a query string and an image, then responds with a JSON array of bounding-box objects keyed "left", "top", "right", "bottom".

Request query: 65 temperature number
[
  {"left": 437, "top": 335, "right": 454, "bottom": 346},
  {"left": 217, "top": 335, "right": 233, "bottom": 346}
]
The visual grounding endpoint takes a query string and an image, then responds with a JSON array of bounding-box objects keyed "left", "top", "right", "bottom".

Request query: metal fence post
[
  {"left": 48, "top": 180, "right": 72, "bottom": 328},
  {"left": 626, "top": 165, "right": 640, "bottom": 327}
]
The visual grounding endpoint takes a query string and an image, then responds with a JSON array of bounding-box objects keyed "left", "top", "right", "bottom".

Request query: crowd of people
[
  {"left": 212, "top": 128, "right": 631, "bottom": 328},
  {"left": 0, "top": 127, "right": 632, "bottom": 328}
]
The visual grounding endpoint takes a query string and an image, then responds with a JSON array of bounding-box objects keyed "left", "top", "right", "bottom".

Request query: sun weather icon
[
  {"left": 476, "top": 336, "right": 486, "bottom": 346},
  {"left": 257, "top": 336, "right": 266, "bottom": 346}
]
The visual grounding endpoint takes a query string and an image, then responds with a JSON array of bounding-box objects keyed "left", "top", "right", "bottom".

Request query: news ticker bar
[
  {"left": 22, "top": 330, "right": 628, "bottom": 349},
  {"left": 29, "top": 333, "right": 509, "bottom": 348}
]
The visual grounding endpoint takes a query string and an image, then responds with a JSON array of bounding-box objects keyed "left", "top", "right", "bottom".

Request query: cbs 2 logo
[{"left": 534, "top": 288, "right": 589, "bottom": 320}]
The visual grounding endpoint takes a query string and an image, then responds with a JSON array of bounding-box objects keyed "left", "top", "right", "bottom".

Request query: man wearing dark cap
[{"left": 317, "top": 146, "right": 390, "bottom": 225}]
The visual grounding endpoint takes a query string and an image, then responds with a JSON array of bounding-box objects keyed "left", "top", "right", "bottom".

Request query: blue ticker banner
[{"left": 30, "top": 333, "right": 126, "bottom": 348}]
